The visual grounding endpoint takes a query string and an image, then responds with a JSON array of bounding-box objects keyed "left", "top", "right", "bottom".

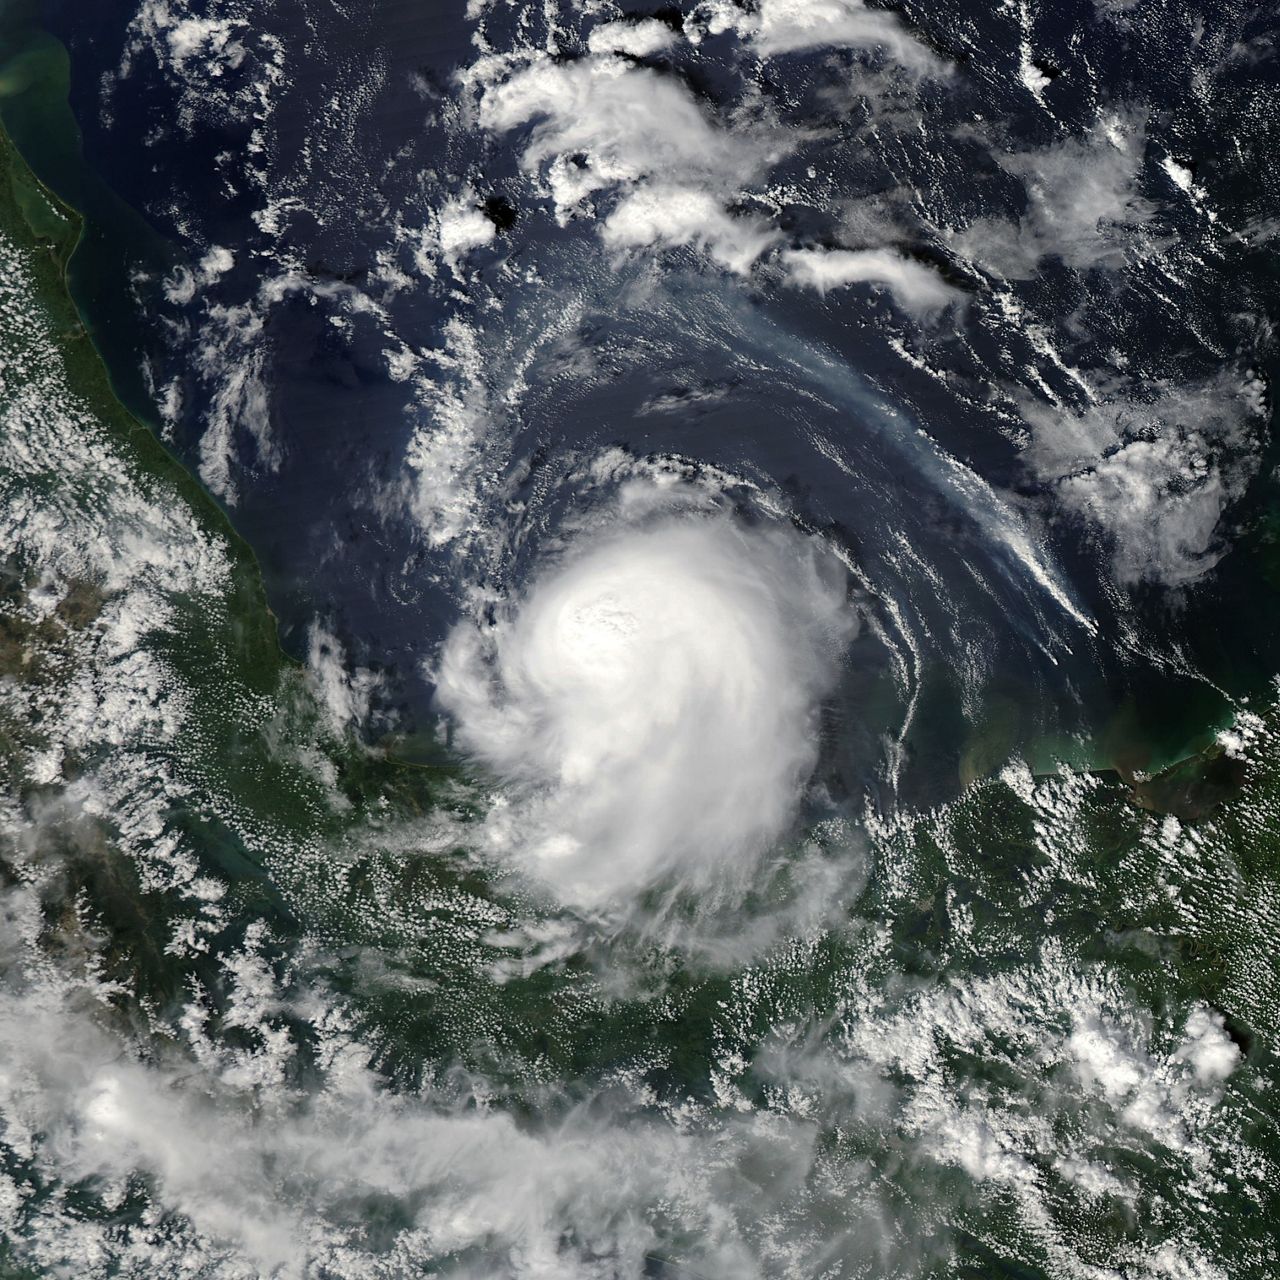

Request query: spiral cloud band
[{"left": 437, "top": 516, "right": 852, "bottom": 909}]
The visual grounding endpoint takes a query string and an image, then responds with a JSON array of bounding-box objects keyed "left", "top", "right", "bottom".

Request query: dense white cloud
[
  {"left": 2, "top": 63, "right": 1269, "bottom": 1274},
  {"left": 478, "top": 53, "right": 780, "bottom": 253},
  {"left": 603, "top": 185, "right": 780, "bottom": 275},
  {"left": 694, "top": 0, "right": 944, "bottom": 73},
  {"left": 1175, "top": 1007, "right": 1241, "bottom": 1086},
  {"left": 436, "top": 189, "right": 496, "bottom": 271},
  {"left": 783, "top": 246, "right": 959, "bottom": 315},
  {"left": 586, "top": 18, "right": 678, "bottom": 59},
  {"left": 436, "top": 507, "right": 852, "bottom": 910}
]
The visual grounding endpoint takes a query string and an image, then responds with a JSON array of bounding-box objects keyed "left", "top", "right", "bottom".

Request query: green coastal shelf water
[{"left": 0, "top": 1, "right": 174, "bottom": 427}]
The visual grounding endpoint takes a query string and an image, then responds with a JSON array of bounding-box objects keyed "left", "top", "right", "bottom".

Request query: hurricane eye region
[{"left": 438, "top": 508, "right": 853, "bottom": 909}]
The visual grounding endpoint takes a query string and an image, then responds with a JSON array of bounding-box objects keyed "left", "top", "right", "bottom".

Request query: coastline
[{"left": 0, "top": 45, "right": 288, "bottom": 692}]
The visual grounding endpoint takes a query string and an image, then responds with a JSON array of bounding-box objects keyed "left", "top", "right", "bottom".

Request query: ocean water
[
  {"left": 0, "top": 0, "right": 1279, "bottom": 1276},
  {"left": 23, "top": 0, "right": 1280, "bottom": 779}
]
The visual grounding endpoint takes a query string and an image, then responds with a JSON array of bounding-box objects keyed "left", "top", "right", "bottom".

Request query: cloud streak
[
  {"left": 696, "top": 0, "right": 945, "bottom": 73},
  {"left": 783, "top": 246, "right": 961, "bottom": 315}
]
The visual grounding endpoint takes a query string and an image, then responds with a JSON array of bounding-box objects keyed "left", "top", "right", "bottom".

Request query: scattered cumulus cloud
[
  {"left": 476, "top": 35, "right": 950, "bottom": 301},
  {"left": 1021, "top": 373, "right": 1265, "bottom": 586},
  {"left": 116, "top": 0, "right": 286, "bottom": 135},
  {"left": 306, "top": 624, "right": 383, "bottom": 738},
  {"left": 955, "top": 113, "right": 1160, "bottom": 278},
  {"left": 163, "top": 244, "right": 236, "bottom": 306}
]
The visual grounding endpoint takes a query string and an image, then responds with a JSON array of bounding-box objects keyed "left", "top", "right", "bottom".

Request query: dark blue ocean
[{"left": 19, "top": 0, "right": 1280, "bottom": 802}]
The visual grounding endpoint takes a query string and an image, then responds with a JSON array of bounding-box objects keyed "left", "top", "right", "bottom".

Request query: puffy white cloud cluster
[
  {"left": 783, "top": 246, "right": 960, "bottom": 315},
  {"left": 162, "top": 244, "right": 236, "bottom": 306},
  {"left": 955, "top": 113, "right": 1160, "bottom": 278},
  {"left": 436, "top": 507, "right": 852, "bottom": 910},
  {"left": 1068, "top": 1007, "right": 1240, "bottom": 1143},
  {"left": 472, "top": 22, "right": 954, "bottom": 312},
  {"left": 478, "top": 53, "right": 781, "bottom": 262},
  {"left": 694, "top": 0, "right": 944, "bottom": 73},
  {"left": 586, "top": 17, "right": 678, "bottom": 59},
  {"left": 602, "top": 186, "right": 780, "bottom": 276},
  {"left": 140, "top": 6, "right": 248, "bottom": 75},
  {"left": 1020, "top": 372, "right": 1265, "bottom": 586},
  {"left": 435, "top": 188, "right": 497, "bottom": 272}
]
